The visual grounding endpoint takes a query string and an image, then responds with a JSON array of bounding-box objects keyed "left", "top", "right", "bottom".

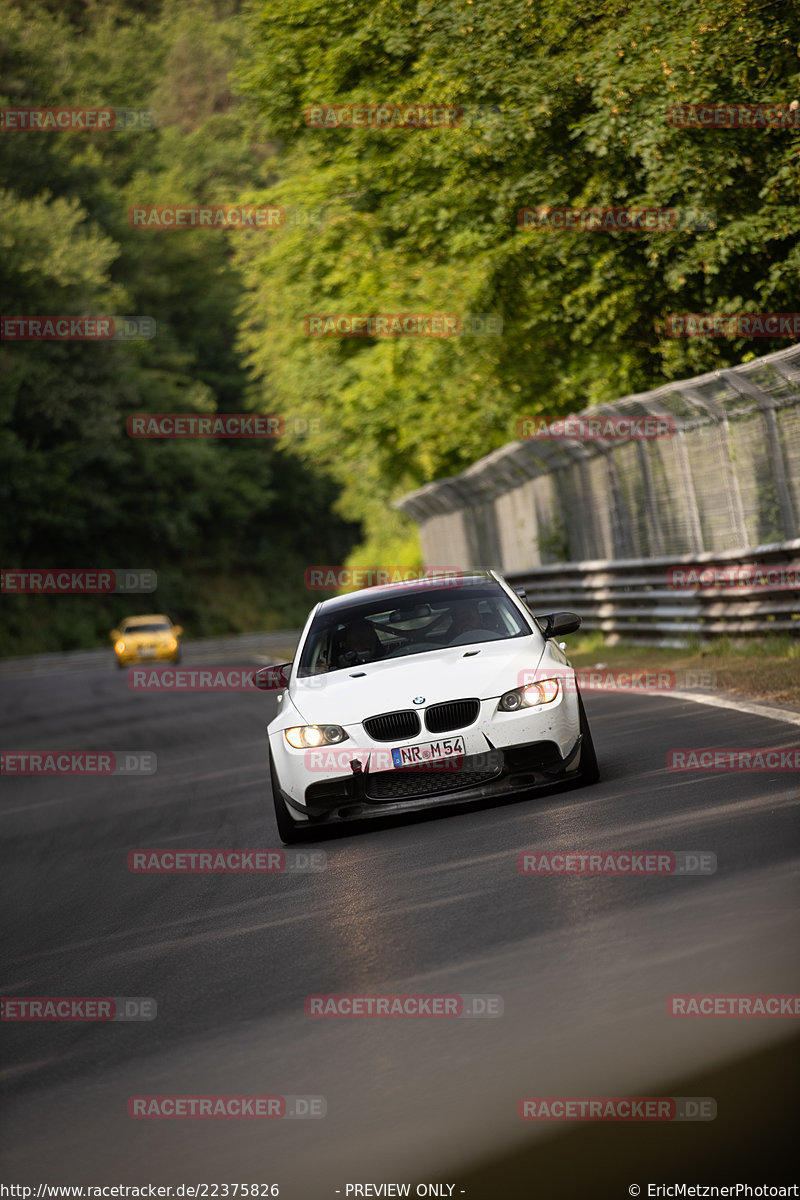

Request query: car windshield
[
  {"left": 122, "top": 622, "right": 171, "bottom": 633},
  {"left": 297, "top": 583, "right": 532, "bottom": 676}
]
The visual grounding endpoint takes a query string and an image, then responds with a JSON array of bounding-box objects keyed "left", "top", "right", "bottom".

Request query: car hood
[{"left": 285, "top": 636, "right": 548, "bottom": 726}]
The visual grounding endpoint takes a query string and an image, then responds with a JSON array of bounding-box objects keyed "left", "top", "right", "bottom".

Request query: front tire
[{"left": 269, "top": 750, "right": 304, "bottom": 844}]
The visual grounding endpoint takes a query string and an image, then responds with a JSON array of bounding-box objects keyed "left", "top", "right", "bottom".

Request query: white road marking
[{"left": 662, "top": 689, "right": 800, "bottom": 728}]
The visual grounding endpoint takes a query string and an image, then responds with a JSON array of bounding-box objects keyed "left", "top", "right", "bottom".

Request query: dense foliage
[
  {"left": 234, "top": 0, "right": 800, "bottom": 559},
  {"left": 1, "top": 1, "right": 358, "bottom": 652},
  {"left": 2, "top": 0, "right": 798, "bottom": 650}
]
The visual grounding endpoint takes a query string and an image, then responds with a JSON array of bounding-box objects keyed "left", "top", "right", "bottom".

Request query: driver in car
[
  {"left": 335, "top": 618, "right": 384, "bottom": 666},
  {"left": 447, "top": 602, "right": 483, "bottom": 640}
]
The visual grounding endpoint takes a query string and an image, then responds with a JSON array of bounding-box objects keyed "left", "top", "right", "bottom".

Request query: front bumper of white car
[{"left": 268, "top": 691, "right": 583, "bottom": 824}]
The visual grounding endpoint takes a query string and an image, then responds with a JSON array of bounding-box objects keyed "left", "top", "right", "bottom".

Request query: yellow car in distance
[{"left": 111, "top": 614, "right": 183, "bottom": 667}]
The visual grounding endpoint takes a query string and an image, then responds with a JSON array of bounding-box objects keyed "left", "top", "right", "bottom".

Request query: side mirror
[
  {"left": 537, "top": 611, "right": 581, "bottom": 639},
  {"left": 110, "top": 629, "right": 121, "bottom": 640},
  {"left": 172, "top": 625, "right": 183, "bottom": 637},
  {"left": 253, "top": 662, "right": 292, "bottom": 690}
]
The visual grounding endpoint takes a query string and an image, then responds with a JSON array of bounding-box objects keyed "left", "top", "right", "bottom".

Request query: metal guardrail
[
  {"left": 2, "top": 553, "right": 795, "bottom": 668},
  {"left": 507, "top": 539, "right": 800, "bottom": 645}
]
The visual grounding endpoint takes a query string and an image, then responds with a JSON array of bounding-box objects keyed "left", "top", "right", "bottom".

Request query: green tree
[
  {"left": 1, "top": 0, "right": 358, "bottom": 654},
  {"left": 234, "top": 0, "right": 800, "bottom": 560}
]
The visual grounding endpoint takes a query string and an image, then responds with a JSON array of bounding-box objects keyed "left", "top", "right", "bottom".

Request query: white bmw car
[{"left": 260, "top": 570, "right": 599, "bottom": 843}]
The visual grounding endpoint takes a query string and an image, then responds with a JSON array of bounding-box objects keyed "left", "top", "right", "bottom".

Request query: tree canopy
[
  {"left": 3, "top": 0, "right": 798, "bottom": 651},
  {"left": 234, "top": 0, "right": 800, "bottom": 559},
  {"left": 1, "top": 0, "right": 358, "bottom": 652}
]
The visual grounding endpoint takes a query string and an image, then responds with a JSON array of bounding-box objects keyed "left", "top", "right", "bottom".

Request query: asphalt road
[{"left": 1, "top": 647, "right": 799, "bottom": 1198}]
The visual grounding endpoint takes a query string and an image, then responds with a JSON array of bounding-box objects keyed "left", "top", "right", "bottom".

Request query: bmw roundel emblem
[{"left": 412, "top": 696, "right": 425, "bottom": 705}]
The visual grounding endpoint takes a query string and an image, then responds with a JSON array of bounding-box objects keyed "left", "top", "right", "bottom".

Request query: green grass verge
[{"left": 566, "top": 632, "right": 800, "bottom": 707}]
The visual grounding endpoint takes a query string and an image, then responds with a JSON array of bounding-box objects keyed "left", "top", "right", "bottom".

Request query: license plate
[
  {"left": 139, "top": 647, "right": 156, "bottom": 657},
  {"left": 391, "top": 736, "right": 465, "bottom": 768}
]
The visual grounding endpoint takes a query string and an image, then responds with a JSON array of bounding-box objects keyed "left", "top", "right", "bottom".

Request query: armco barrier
[
  {"left": 396, "top": 345, "right": 800, "bottom": 642},
  {"left": 506, "top": 540, "right": 800, "bottom": 645}
]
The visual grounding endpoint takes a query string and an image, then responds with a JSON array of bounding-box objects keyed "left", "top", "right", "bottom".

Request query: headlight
[
  {"left": 499, "top": 678, "right": 560, "bottom": 711},
  {"left": 166, "top": 637, "right": 178, "bottom": 651},
  {"left": 285, "top": 725, "right": 349, "bottom": 749},
  {"left": 115, "top": 640, "right": 125, "bottom": 654}
]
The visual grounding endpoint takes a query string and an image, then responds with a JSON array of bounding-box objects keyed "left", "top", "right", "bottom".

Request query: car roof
[
  {"left": 121, "top": 614, "right": 172, "bottom": 623},
  {"left": 315, "top": 570, "right": 502, "bottom": 614}
]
